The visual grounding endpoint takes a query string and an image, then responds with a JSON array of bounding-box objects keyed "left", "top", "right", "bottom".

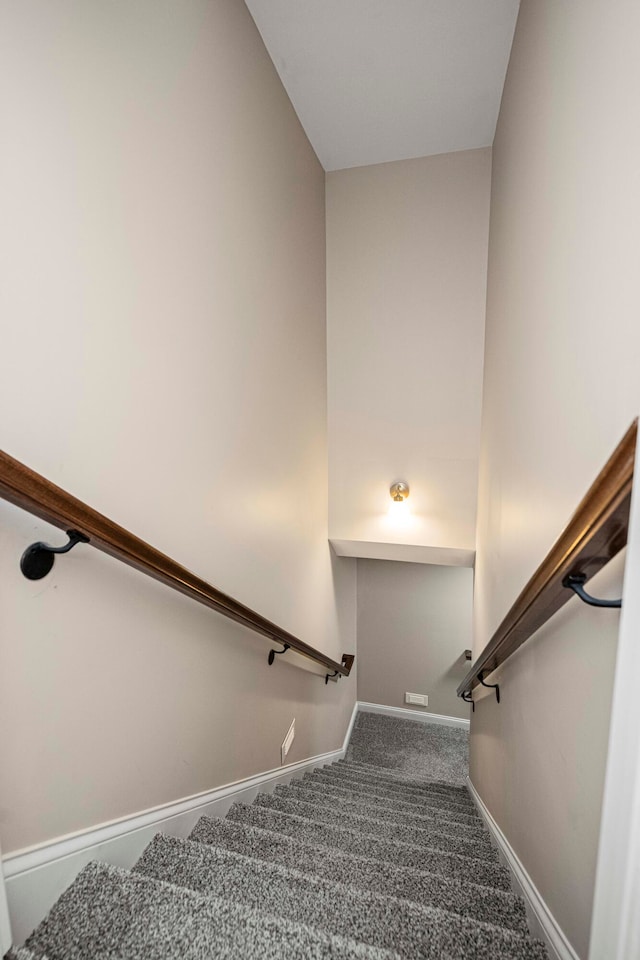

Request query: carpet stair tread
[
  {"left": 255, "top": 792, "right": 498, "bottom": 861},
  {"left": 22, "top": 860, "right": 396, "bottom": 960},
  {"left": 188, "top": 815, "right": 529, "bottom": 934},
  {"left": 225, "top": 802, "right": 513, "bottom": 890},
  {"left": 134, "top": 833, "right": 546, "bottom": 959},
  {"left": 278, "top": 782, "right": 489, "bottom": 839}
]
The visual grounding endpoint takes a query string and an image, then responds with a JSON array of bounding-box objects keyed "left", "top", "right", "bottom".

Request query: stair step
[
  {"left": 303, "top": 771, "right": 481, "bottom": 824},
  {"left": 225, "top": 802, "right": 512, "bottom": 890},
  {"left": 135, "top": 833, "right": 546, "bottom": 958},
  {"left": 311, "top": 767, "right": 477, "bottom": 811},
  {"left": 22, "top": 860, "right": 394, "bottom": 960},
  {"left": 337, "top": 761, "right": 472, "bottom": 795},
  {"left": 277, "top": 781, "right": 490, "bottom": 841},
  {"left": 189, "top": 815, "right": 529, "bottom": 935},
  {"left": 255, "top": 792, "right": 498, "bottom": 862},
  {"left": 314, "top": 762, "right": 477, "bottom": 815},
  {"left": 189, "top": 817, "right": 527, "bottom": 934},
  {"left": 306, "top": 767, "right": 477, "bottom": 808}
]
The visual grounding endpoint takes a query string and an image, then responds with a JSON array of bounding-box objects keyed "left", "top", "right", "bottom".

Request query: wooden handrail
[
  {"left": 0, "top": 449, "right": 353, "bottom": 678},
  {"left": 458, "top": 420, "right": 637, "bottom": 697}
]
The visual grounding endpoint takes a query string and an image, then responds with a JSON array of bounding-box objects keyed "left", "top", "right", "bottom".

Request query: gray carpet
[
  {"left": 346, "top": 711, "right": 469, "bottom": 784},
  {"left": 5, "top": 951, "right": 47, "bottom": 960},
  {"left": 7, "top": 714, "right": 547, "bottom": 959}
]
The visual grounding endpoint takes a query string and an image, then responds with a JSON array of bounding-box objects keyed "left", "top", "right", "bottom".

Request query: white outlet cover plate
[{"left": 405, "top": 692, "right": 428, "bottom": 706}]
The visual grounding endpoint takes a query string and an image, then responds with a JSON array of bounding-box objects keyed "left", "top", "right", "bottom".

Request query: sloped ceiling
[{"left": 244, "top": 0, "right": 520, "bottom": 170}]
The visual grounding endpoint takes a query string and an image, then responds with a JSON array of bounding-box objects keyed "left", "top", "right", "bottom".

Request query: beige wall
[
  {"left": 326, "top": 149, "right": 491, "bottom": 561},
  {"left": 357, "top": 560, "right": 472, "bottom": 720},
  {"left": 473, "top": 0, "right": 640, "bottom": 956},
  {"left": 0, "top": 0, "right": 356, "bottom": 855}
]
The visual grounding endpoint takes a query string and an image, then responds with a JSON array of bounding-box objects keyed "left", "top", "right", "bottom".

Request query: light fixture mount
[{"left": 390, "top": 481, "right": 410, "bottom": 502}]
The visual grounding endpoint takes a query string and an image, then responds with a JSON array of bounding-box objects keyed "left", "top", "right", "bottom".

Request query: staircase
[{"left": 5, "top": 721, "right": 548, "bottom": 959}]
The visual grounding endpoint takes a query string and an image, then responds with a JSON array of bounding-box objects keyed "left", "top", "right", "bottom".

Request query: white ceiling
[{"left": 245, "top": 0, "right": 520, "bottom": 171}]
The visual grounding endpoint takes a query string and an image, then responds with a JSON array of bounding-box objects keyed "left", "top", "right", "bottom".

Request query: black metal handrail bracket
[
  {"left": 268, "top": 643, "right": 290, "bottom": 666},
  {"left": 478, "top": 671, "right": 500, "bottom": 703},
  {"left": 461, "top": 691, "right": 474, "bottom": 712},
  {"left": 20, "top": 529, "right": 89, "bottom": 580},
  {"left": 562, "top": 573, "right": 622, "bottom": 608}
]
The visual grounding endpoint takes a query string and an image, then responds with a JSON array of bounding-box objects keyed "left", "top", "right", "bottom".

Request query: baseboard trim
[
  {"left": 3, "top": 700, "right": 359, "bottom": 945},
  {"left": 467, "top": 778, "right": 579, "bottom": 960},
  {"left": 3, "top": 747, "right": 346, "bottom": 880},
  {"left": 343, "top": 698, "right": 359, "bottom": 746},
  {"left": 357, "top": 701, "right": 470, "bottom": 730},
  {"left": 0, "top": 840, "right": 11, "bottom": 956}
]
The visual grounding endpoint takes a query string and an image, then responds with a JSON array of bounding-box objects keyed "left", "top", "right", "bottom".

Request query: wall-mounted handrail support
[
  {"left": 0, "top": 448, "right": 354, "bottom": 684},
  {"left": 562, "top": 573, "right": 622, "bottom": 608},
  {"left": 478, "top": 671, "right": 500, "bottom": 703},
  {"left": 461, "top": 691, "right": 474, "bottom": 712},
  {"left": 20, "top": 529, "right": 89, "bottom": 580},
  {"left": 268, "top": 643, "right": 290, "bottom": 665},
  {"left": 326, "top": 654, "right": 355, "bottom": 685}
]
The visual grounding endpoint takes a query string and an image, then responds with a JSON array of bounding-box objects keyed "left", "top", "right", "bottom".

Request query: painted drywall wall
[
  {"left": 0, "top": 0, "right": 356, "bottom": 856},
  {"left": 326, "top": 149, "right": 491, "bottom": 564},
  {"left": 357, "top": 559, "right": 472, "bottom": 720},
  {"left": 472, "top": 0, "right": 640, "bottom": 955}
]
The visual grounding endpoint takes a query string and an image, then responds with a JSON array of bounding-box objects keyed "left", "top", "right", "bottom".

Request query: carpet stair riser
[
  {"left": 225, "top": 803, "right": 513, "bottom": 891},
  {"left": 134, "top": 834, "right": 546, "bottom": 960},
  {"left": 188, "top": 815, "right": 529, "bottom": 934},
  {"left": 255, "top": 793, "right": 498, "bottom": 862}
]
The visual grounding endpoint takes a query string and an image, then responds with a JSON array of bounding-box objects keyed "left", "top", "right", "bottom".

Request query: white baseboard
[
  {"left": 357, "top": 700, "right": 470, "bottom": 730},
  {"left": 467, "top": 778, "right": 579, "bottom": 960},
  {"left": 3, "top": 700, "right": 359, "bottom": 946},
  {"left": 343, "top": 698, "right": 359, "bottom": 746},
  {"left": 0, "top": 840, "right": 11, "bottom": 956}
]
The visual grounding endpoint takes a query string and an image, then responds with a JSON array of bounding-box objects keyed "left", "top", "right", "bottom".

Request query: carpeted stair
[{"left": 5, "top": 718, "right": 548, "bottom": 959}]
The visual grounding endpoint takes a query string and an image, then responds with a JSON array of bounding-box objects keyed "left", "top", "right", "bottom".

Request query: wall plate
[
  {"left": 405, "top": 692, "right": 428, "bottom": 707},
  {"left": 281, "top": 718, "right": 295, "bottom": 764}
]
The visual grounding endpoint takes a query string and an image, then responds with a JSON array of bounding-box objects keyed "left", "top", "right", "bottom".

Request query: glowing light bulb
[{"left": 388, "top": 497, "right": 411, "bottom": 523}]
